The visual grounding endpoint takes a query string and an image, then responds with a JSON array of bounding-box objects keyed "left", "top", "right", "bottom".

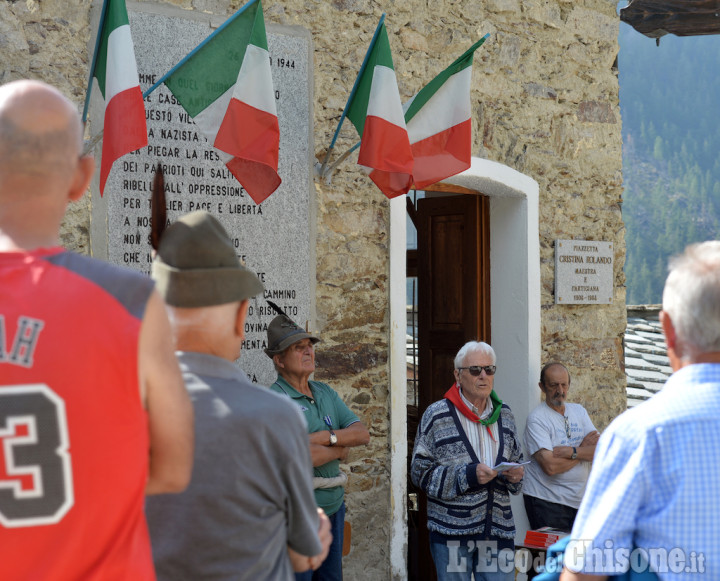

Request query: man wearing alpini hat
[
  {"left": 267, "top": 315, "right": 370, "bottom": 581},
  {"left": 145, "top": 211, "right": 330, "bottom": 581}
]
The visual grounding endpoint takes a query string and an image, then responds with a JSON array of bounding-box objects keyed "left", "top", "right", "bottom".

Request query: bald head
[
  {"left": 0, "top": 80, "right": 94, "bottom": 251},
  {"left": 0, "top": 80, "right": 83, "bottom": 179}
]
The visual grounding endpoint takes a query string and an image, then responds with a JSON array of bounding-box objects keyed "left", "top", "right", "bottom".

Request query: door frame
[{"left": 389, "top": 157, "right": 541, "bottom": 580}]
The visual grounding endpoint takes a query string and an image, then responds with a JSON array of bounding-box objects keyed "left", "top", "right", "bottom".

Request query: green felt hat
[
  {"left": 152, "top": 211, "right": 264, "bottom": 307},
  {"left": 264, "top": 314, "right": 320, "bottom": 357}
]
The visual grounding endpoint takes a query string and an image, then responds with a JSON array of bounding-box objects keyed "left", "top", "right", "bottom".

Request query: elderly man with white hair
[
  {"left": 559, "top": 241, "right": 720, "bottom": 581},
  {"left": 411, "top": 341, "right": 525, "bottom": 581}
]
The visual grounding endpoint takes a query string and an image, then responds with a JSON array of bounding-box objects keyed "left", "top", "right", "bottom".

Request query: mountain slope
[{"left": 620, "top": 24, "right": 720, "bottom": 304}]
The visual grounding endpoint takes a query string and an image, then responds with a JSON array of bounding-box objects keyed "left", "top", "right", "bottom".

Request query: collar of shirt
[
  {"left": 273, "top": 375, "right": 316, "bottom": 401},
  {"left": 176, "top": 351, "right": 250, "bottom": 383},
  {"left": 459, "top": 387, "right": 493, "bottom": 420}
]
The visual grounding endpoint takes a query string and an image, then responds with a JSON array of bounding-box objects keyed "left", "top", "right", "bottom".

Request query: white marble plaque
[
  {"left": 89, "top": 3, "right": 315, "bottom": 386},
  {"left": 555, "top": 240, "right": 613, "bottom": 305}
]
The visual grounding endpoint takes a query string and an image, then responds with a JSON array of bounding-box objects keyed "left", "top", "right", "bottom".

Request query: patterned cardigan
[{"left": 410, "top": 399, "right": 524, "bottom": 539}]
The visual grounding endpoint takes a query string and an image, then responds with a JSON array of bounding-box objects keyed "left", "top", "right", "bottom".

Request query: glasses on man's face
[
  {"left": 457, "top": 365, "right": 496, "bottom": 377},
  {"left": 564, "top": 415, "right": 571, "bottom": 439}
]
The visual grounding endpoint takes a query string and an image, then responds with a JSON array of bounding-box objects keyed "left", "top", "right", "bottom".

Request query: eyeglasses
[
  {"left": 457, "top": 365, "right": 496, "bottom": 376},
  {"left": 564, "top": 415, "right": 571, "bottom": 439}
]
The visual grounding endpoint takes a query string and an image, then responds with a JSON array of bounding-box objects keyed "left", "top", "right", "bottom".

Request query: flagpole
[
  {"left": 455, "top": 33, "right": 490, "bottom": 64},
  {"left": 321, "top": 141, "right": 360, "bottom": 180},
  {"left": 321, "top": 33, "right": 490, "bottom": 179},
  {"left": 403, "top": 33, "right": 490, "bottom": 125},
  {"left": 319, "top": 13, "right": 386, "bottom": 177},
  {"left": 82, "top": 0, "right": 111, "bottom": 125},
  {"left": 143, "top": 0, "right": 260, "bottom": 98}
]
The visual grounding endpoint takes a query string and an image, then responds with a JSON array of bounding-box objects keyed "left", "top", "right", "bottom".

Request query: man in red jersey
[{"left": 0, "top": 79, "right": 194, "bottom": 580}]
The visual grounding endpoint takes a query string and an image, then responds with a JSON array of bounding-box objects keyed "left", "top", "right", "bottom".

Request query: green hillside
[{"left": 620, "top": 24, "right": 720, "bottom": 304}]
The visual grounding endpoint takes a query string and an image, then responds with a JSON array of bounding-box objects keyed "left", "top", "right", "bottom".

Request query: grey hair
[
  {"left": 454, "top": 341, "right": 496, "bottom": 369},
  {"left": 662, "top": 241, "right": 720, "bottom": 358}
]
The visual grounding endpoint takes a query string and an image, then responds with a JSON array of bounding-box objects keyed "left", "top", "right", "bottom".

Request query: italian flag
[
  {"left": 92, "top": 0, "right": 147, "bottom": 196},
  {"left": 404, "top": 35, "right": 489, "bottom": 189},
  {"left": 346, "top": 22, "right": 413, "bottom": 199},
  {"left": 162, "top": 0, "right": 280, "bottom": 205}
]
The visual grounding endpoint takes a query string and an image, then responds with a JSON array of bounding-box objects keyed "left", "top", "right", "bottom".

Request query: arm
[
  {"left": 410, "top": 406, "right": 485, "bottom": 501},
  {"left": 308, "top": 386, "right": 370, "bottom": 466},
  {"left": 561, "top": 425, "right": 648, "bottom": 579},
  {"left": 288, "top": 508, "right": 332, "bottom": 572},
  {"left": 496, "top": 406, "right": 524, "bottom": 494},
  {"left": 309, "top": 442, "right": 348, "bottom": 467},
  {"left": 283, "top": 405, "right": 326, "bottom": 563},
  {"left": 140, "top": 290, "right": 194, "bottom": 494},
  {"left": 534, "top": 448, "right": 580, "bottom": 476},
  {"left": 309, "top": 421, "right": 370, "bottom": 448},
  {"left": 553, "top": 430, "right": 600, "bottom": 463}
]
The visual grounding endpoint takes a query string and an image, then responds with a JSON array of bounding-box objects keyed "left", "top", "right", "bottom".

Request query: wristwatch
[
  {"left": 329, "top": 430, "right": 338, "bottom": 446},
  {"left": 571, "top": 447, "right": 577, "bottom": 460}
]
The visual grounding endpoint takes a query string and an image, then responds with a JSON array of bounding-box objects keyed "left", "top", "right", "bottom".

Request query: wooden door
[
  {"left": 418, "top": 193, "right": 490, "bottom": 410},
  {"left": 407, "top": 192, "right": 490, "bottom": 580}
]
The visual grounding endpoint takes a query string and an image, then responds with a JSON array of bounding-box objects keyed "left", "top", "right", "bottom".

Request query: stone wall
[{"left": 1, "top": 0, "right": 625, "bottom": 578}]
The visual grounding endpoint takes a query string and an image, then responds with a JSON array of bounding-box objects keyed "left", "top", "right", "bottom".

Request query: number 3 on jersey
[{"left": 0, "top": 384, "right": 73, "bottom": 527}]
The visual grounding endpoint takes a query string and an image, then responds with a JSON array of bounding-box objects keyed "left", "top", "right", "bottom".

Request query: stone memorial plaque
[
  {"left": 554, "top": 240, "right": 613, "bottom": 305},
  {"left": 89, "top": 3, "right": 314, "bottom": 385}
]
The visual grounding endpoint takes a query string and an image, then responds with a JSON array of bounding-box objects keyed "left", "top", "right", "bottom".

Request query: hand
[
  {"left": 337, "top": 446, "right": 349, "bottom": 462},
  {"left": 475, "top": 463, "right": 498, "bottom": 484},
  {"left": 288, "top": 547, "right": 311, "bottom": 573},
  {"left": 309, "top": 430, "right": 332, "bottom": 446},
  {"left": 503, "top": 465, "right": 524, "bottom": 484},
  {"left": 581, "top": 430, "right": 600, "bottom": 447},
  {"left": 308, "top": 508, "right": 332, "bottom": 570},
  {"left": 552, "top": 446, "right": 574, "bottom": 459}
]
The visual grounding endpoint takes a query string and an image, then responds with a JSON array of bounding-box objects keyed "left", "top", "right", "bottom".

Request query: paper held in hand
[{"left": 493, "top": 460, "right": 530, "bottom": 473}]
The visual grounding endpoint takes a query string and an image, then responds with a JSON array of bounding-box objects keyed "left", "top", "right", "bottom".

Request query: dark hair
[{"left": 540, "top": 362, "right": 571, "bottom": 385}]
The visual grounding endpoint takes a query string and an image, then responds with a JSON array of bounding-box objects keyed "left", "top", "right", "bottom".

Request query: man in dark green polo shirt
[{"left": 267, "top": 314, "right": 370, "bottom": 581}]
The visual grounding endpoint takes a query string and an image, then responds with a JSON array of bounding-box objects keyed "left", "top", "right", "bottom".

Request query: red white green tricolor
[
  {"left": 91, "top": 0, "right": 147, "bottom": 196},
  {"left": 404, "top": 34, "right": 489, "bottom": 189},
  {"left": 161, "top": 0, "right": 280, "bottom": 205},
  {"left": 346, "top": 21, "right": 414, "bottom": 199}
]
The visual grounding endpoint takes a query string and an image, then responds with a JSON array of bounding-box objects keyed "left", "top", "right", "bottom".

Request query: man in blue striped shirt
[{"left": 560, "top": 241, "right": 720, "bottom": 580}]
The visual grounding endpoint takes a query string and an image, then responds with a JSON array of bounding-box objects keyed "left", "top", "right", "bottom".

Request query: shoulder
[
  {"left": 500, "top": 402, "right": 516, "bottom": 417},
  {"left": 268, "top": 380, "right": 286, "bottom": 395},
  {"left": 423, "top": 399, "right": 452, "bottom": 417},
  {"left": 309, "top": 380, "right": 338, "bottom": 397},
  {"left": 526, "top": 403, "right": 548, "bottom": 422},
  {"left": 44, "top": 251, "right": 154, "bottom": 319},
  {"left": 499, "top": 403, "right": 518, "bottom": 428},
  {"left": 525, "top": 404, "right": 553, "bottom": 430},
  {"left": 600, "top": 404, "right": 654, "bottom": 445},
  {"left": 420, "top": 400, "right": 453, "bottom": 428},
  {"left": 244, "top": 381, "right": 309, "bottom": 433},
  {"left": 566, "top": 402, "right": 587, "bottom": 414},
  {"left": 45, "top": 251, "right": 150, "bottom": 286}
]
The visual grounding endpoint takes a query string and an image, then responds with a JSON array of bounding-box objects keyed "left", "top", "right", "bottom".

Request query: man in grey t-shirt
[
  {"left": 145, "top": 211, "right": 330, "bottom": 580},
  {"left": 523, "top": 362, "right": 599, "bottom": 532}
]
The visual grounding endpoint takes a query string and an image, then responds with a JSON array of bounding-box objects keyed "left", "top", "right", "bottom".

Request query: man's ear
[
  {"left": 660, "top": 310, "right": 676, "bottom": 351},
  {"left": 68, "top": 156, "right": 95, "bottom": 202},
  {"left": 660, "top": 310, "right": 682, "bottom": 371},
  {"left": 235, "top": 300, "right": 250, "bottom": 339},
  {"left": 273, "top": 354, "right": 284, "bottom": 368}
]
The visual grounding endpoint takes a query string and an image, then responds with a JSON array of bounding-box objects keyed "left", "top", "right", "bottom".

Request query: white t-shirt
[{"left": 523, "top": 402, "right": 596, "bottom": 508}]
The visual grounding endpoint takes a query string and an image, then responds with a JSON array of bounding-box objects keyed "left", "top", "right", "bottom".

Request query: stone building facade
[{"left": 1, "top": 1, "right": 625, "bottom": 579}]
